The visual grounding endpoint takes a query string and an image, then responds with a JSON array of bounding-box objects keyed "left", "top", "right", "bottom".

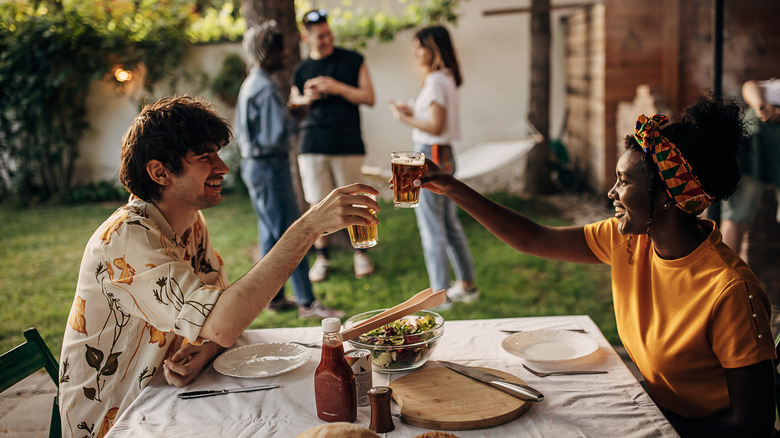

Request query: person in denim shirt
[{"left": 236, "top": 21, "right": 343, "bottom": 319}]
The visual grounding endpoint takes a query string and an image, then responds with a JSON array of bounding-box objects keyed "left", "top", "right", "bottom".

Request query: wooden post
[
  {"left": 661, "top": 0, "right": 681, "bottom": 112},
  {"left": 526, "top": 0, "right": 554, "bottom": 194},
  {"left": 707, "top": 0, "right": 724, "bottom": 224}
]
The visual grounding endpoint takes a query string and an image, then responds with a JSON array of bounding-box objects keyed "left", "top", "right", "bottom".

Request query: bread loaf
[{"left": 296, "top": 422, "right": 380, "bottom": 438}]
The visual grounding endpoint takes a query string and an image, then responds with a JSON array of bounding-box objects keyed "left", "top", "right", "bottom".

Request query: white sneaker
[
  {"left": 446, "top": 283, "right": 480, "bottom": 304},
  {"left": 431, "top": 299, "right": 453, "bottom": 312},
  {"left": 353, "top": 252, "right": 374, "bottom": 278},
  {"left": 267, "top": 297, "right": 297, "bottom": 312},
  {"left": 309, "top": 256, "right": 330, "bottom": 283},
  {"left": 298, "top": 300, "right": 345, "bottom": 319}
]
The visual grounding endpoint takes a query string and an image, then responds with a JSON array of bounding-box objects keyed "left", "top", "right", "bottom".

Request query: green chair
[
  {"left": 0, "top": 328, "right": 60, "bottom": 438},
  {"left": 774, "top": 333, "right": 780, "bottom": 432}
]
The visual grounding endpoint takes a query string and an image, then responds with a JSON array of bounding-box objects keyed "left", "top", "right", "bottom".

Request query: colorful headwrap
[{"left": 633, "top": 114, "right": 714, "bottom": 215}]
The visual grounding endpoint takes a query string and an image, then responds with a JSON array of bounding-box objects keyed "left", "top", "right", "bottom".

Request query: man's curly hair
[{"left": 119, "top": 96, "right": 232, "bottom": 202}]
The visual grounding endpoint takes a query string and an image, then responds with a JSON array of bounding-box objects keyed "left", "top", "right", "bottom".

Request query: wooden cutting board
[{"left": 388, "top": 364, "right": 533, "bottom": 430}]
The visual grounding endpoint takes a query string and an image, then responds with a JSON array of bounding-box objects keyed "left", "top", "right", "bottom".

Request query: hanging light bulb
[{"left": 114, "top": 68, "right": 133, "bottom": 83}]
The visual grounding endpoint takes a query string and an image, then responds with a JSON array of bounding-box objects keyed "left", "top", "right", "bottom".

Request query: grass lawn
[{"left": 0, "top": 190, "right": 616, "bottom": 358}]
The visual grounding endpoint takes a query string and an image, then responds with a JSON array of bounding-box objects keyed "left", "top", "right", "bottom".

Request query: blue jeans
[
  {"left": 241, "top": 155, "right": 315, "bottom": 306},
  {"left": 413, "top": 143, "right": 476, "bottom": 292}
]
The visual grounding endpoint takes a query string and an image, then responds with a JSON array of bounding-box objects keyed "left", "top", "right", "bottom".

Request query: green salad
[{"left": 357, "top": 314, "right": 440, "bottom": 370}]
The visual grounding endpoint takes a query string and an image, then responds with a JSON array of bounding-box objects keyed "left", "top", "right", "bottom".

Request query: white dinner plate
[
  {"left": 213, "top": 342, "right": 311, "bottom": 378},
  {"left": 501, "top": 329, "right": 599, "bottom": 362}
]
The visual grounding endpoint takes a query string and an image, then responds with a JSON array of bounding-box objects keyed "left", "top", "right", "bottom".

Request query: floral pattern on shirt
[{"left": 59, "top": 197, "right": 227, "bottom": 437}]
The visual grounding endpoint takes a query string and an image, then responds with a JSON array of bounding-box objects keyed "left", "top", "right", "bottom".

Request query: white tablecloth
[{"left": 106, "top": 315, "right": 678, "bottom": 437}]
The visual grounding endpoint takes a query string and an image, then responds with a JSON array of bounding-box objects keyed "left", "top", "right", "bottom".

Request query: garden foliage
[
  {"left": 0, "top": 0, "right": 191, "bottom": 203},
  {"left": 295, "top": 0, "right": 461, "bottom": 49},
  {"left": 0, "top": 0, "right": 461, "bottom": 204}
]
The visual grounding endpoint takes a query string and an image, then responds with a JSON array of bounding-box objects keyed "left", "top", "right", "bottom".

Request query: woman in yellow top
[{"left": 415, "top": 95, "right": 776, "bottom": 436}]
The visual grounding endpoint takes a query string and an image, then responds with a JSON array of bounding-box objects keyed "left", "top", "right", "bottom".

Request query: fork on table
[
  {"left": 500, "top": 328, "right": 587, "bottom": 334},
  {"left": 522, "top": 363, "right": 607, "bottom": 377},
  {"left": 288, "top": 341, "right": 320, "bottom": 348}
]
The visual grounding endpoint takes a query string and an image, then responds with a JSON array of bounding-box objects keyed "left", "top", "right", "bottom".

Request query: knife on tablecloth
[
  {"left": 439, "top": 361, "right": 544, "bottom": 402},
  {"left": 177, "top": 384, "right": 279, "bottom": 399}
]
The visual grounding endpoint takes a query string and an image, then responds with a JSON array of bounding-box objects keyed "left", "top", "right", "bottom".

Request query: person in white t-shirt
[{"left": 389, "top": 25, "right": 479, "bottom": 308}]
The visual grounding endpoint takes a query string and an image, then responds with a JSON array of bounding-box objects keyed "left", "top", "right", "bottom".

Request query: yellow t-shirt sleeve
[
  {"left": 709, "top": 280, "right": 776, "bottom": 368},
  {"left": 584, "top": 218, "right": 618, "bottom": 264}
]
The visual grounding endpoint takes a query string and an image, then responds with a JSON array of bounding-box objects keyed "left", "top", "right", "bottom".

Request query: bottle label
[
  {"left": 346, "top": 349, "right": 372, "bottom": 407},
  {"left": 431, "top": 144, "right": 454, "bottom": 174}
]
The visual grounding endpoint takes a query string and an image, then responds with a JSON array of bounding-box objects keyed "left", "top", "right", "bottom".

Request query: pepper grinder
[{"left": 368, "top": 386, "right": 395, "bottom": 433}]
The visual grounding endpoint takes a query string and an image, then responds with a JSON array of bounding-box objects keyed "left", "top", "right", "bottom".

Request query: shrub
[
  {"left": 60, "top": 181, "right": 129, "bottom": 205},
  {"left": 211, "top": 53, "right": 247, "bottom": 107},
  {"left": 0, "top": 1, "right": 190, "bottom": 204}
]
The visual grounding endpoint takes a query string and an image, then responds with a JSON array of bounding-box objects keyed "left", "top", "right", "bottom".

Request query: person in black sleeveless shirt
[
  {"left": 294, "top": 47, "right": 365, "bottom": 155},
  {"left": 292, "top": 9, "right": 376, "bottom": 282}
]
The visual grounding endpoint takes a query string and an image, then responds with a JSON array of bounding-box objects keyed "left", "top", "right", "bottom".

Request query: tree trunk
[
  {"left": 241, "top": 0, "right": 300, "bottom": 94},
  {"left": 526, "top": 0, "right": 554, "bottom": 194},
  {"left": 241, "top": 0, "right": 308, "bottom": 211}
]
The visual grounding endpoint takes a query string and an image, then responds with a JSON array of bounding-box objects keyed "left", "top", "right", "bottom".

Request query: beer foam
[{"left": 391, "top": 158, "right": 424, "bottom": 166}]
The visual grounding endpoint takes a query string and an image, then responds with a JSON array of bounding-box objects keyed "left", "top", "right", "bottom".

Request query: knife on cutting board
[
  {"left": 439, "top": 361, "right": 544, "bottom": 402},
  {"left": 177, "top": 384, "right": 279, "bottom": 399}
]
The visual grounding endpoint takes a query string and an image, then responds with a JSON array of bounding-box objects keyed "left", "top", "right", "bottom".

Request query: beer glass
[
  {"left": 391, "top": 151, "right": 425, "bottom": 208},
  {"left": 347, "top": 193, "right": 378, "bottom": 249}
]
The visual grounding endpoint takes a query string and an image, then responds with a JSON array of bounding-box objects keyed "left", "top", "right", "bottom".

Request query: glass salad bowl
[{"left": 344, "top": 309, "right": 444, "bottom": 373}]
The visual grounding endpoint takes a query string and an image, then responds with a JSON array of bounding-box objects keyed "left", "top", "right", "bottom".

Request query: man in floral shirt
[{"left": 58, "top": 96, "right": 380, "bottom": 437}]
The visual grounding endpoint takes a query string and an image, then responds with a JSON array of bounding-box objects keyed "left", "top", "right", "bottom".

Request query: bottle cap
[
  {"left": 321, "top": 317, "right": 341, "bottom": 332},
  {"left": 368, "top": 386, "right": 392, "bottom": 397}
]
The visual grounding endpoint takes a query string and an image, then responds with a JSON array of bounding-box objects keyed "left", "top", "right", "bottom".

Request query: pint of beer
[
  {"left": 348, "top": 193, "right": 378, "bottom": 249},
  {"left": 391, "top": 152, "right": 425, "bottom": 208}
]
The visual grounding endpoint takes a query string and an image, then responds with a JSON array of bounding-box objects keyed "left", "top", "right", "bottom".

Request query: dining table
[{"left": 106, "top": 315, "right": 679, "bottom": 437}]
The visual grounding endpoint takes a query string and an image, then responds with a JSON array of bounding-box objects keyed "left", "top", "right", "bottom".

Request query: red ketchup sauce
[{"left": 314, "top": 318, "right": 357, "bottom": 422}]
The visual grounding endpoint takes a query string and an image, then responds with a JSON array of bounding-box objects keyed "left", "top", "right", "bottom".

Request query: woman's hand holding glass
[{"left": 414, "top": 158, "right": 455, "bottom": 196}]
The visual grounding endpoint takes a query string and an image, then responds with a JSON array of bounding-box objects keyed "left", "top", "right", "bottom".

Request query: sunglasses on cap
[{"left": 303, "top": 8, "right": 327, "bottom": 25}]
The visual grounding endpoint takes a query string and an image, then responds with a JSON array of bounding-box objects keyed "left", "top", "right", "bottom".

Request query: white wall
[
  {"left": 74, "top": 42, "right": 244, "bottom": 184},
  {"left": 350, "top": 0, "right": 578, "bottom": 173},
  {"left": 75, "top": 0, "right": 584, "bottom": 185},
  {"left": 362, "top": 0, "right": 529, "bottom": 169},
  {"left": 77, "top": 75, "right": 144, "bottom": 184}
]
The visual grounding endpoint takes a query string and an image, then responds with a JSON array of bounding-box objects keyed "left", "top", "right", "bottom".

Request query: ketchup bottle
[{"left": 314, "top": 318, "right": 357, "bottom": 422}]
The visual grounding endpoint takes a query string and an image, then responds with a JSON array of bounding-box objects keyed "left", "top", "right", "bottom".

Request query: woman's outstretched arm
[{"left": 417, "top": 159, "right": 600, "bottom": 264}]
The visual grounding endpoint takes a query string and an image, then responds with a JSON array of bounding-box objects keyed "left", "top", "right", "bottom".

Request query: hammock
[
  {"left": 455, "top": 120, "right": 543, "bottom": 180},
  {"left": 361, "top": 121, "right": 543, "bottom": 181}
]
